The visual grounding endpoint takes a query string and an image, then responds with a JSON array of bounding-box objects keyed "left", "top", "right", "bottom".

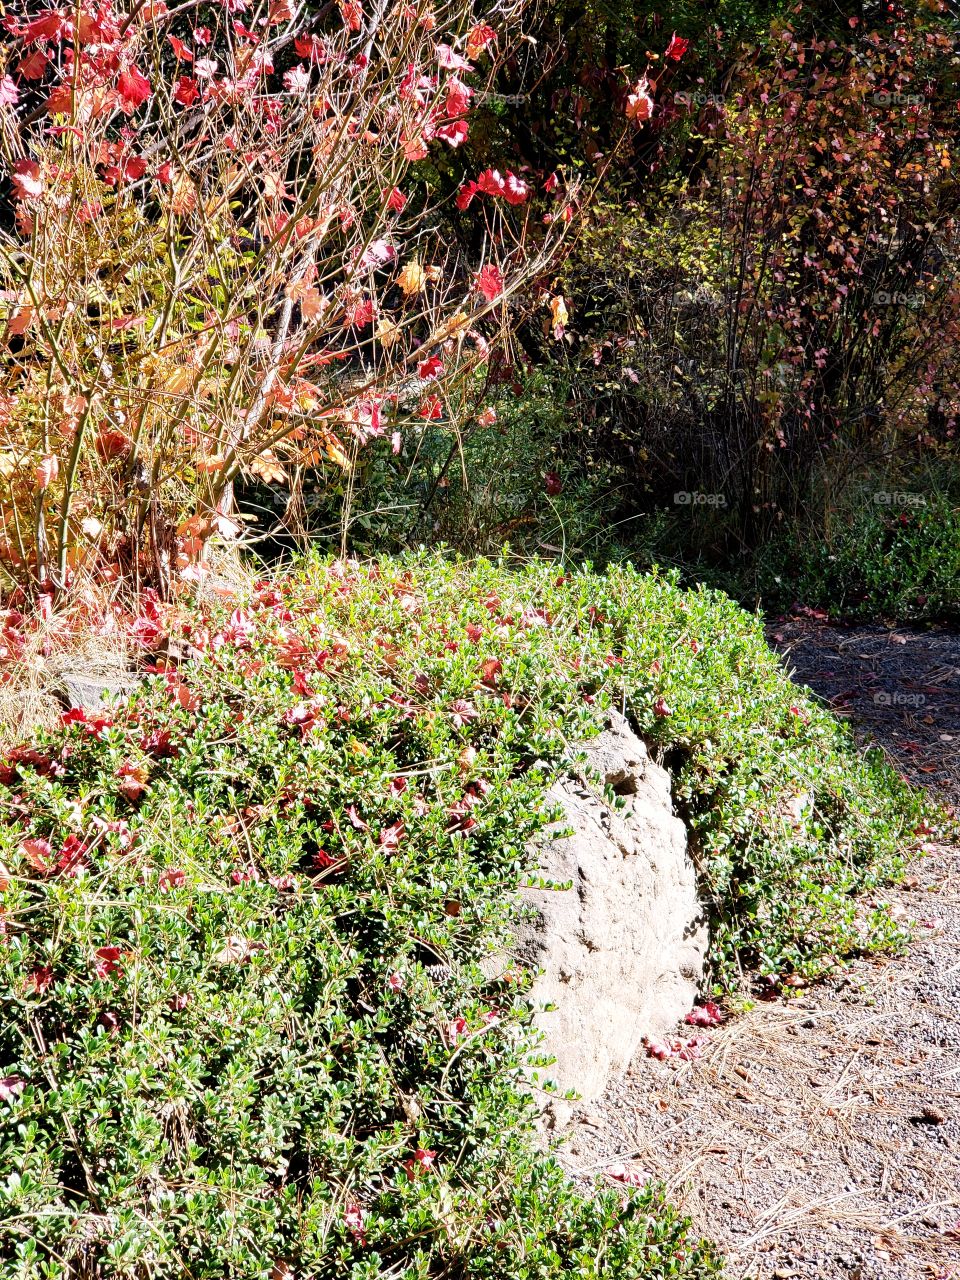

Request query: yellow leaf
[
  {"left": 549, "top": 294, "right": 569, "bottom": 337},
  {"left": 320, "top": 430, "right": 351, "bottom": 469},
  {"left": 162, "top": 365, "right": 197, "bottom": 397},
  {"left": 397, "top": 259, "right": 425, "bottom": 296},
  {"left": 376, "top": 317, "right": 401, "bottom": 348},
  {"left": 249, "top": 451, "right": 288, "bottom": 484}
]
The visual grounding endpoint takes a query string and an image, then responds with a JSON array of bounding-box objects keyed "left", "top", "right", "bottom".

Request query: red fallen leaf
[
  {"left": 94, "top": 945, "right": 124, "bottom": 978},
  {"left": 480, "top": 658, "right": 502, "bottom": 685},
  {"left": 544, "top": 471, "right": 563, "bottom": 496},
  {"left": 56, "top": 835, "right": 88, "bottom": 877},
  {"left": 166, "top": 676, "right": 200, "bottom": 712},
  {"left": 62, "top": 708, "right": 113, "bottom": 738},
  {"left": 607, "top": 1163, "right": 649, "bottom": 1188},
  {"left": 344, "top": 1202, "right": 366, "bottom": 1242},
  {"left": 378, "top": 823, "right": 404, "bottom": 852},
  {"left": 19, "top": 838, "right": 52, "bottom": 873},
  {"left": 685, "top": 1000, "right": 724, "bottom": 1028},
  {"left": 0, "top": 1075, "right": 25, "bottom": 1103},
  {"left": 347, "top": 805, "right": 368, "bottom": 831},
  {"left": 158, "top": 868, "right": 186, "bottom": 892},
  {"left": 445, "top": 1015, "right": 468, "bottom": 1043},
  {"left": 402, "top": 1147, "right": 437, "bottom": 1180},
  {"left": 27, "top": 966, "right": 54, "bottom": 993},
  {"left": 653, "top": 695, "right": 672, "bottom": 718},
  {"left": 117, "top": 761, "right": 148, "bottom": 801},
  {"left": 140, "top": 728, "right": 178, "bottom": 759},
  {"left": 449, "top": 699, "right": 479, "bottom": 727}
]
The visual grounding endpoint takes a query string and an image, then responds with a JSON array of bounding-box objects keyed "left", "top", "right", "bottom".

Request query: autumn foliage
[{"left": 0, "top": 0, "right": 569, "bottom": 593}]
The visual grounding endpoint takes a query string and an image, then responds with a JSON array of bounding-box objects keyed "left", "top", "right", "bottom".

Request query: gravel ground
[
  {"left": 766, "top": 620, "right": 960, "bottom": 812},
  {"left": 555, "top": 624, "right": 960, "bottom": 1280}
]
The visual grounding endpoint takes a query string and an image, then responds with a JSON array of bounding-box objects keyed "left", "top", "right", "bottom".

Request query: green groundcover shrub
[
  {"left": 0, "top": 556, "right": 932, "bottom": 1277},
  {"left": 755, "top": 489, "right": 960, "bottom": 624}
]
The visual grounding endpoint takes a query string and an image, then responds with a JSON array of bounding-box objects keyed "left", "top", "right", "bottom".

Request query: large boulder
[{"left": 515, "top": 713, "right": 707, "bottom": 1123}]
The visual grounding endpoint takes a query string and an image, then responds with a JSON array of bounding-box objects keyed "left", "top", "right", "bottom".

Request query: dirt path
[{"left": 558, "top": 623, "right": 960, "bottom": 1280}]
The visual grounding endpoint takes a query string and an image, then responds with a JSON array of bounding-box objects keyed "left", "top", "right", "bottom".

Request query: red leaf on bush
[
  {"left": 456, "top": 180, "right": 479, "bottom": 211},
  {"left": 173, "top": 77, "right": 200, "bottom": 107},
  {"left": 419, "top": 395, "right": 443, "bottom": 420},
  {"left": 435, "top": 119, "right": 468, "bottom": 147},
  {"left": 544, "top": 471, "right": 562, "bottom": 496},
  {"left": 168, "top": 35, "right": 193, "bottom": 61},
  {"left": 653, "top": 696, "right": 672, "bottom": 718},
  {"left": 665, "top": 33, "right": 690, "bottom": 61},
  {"left": 11, "top": 159, "right": 43, "bottom": 201},
  {"left": 436, "top": 44, "right": 472, "bottom": 71},
  {"left": 117, "top": 65, "right": 152, "bottom": 112},
  {"left": 474, "top": 265, "right": 504, "bottom": 302},
  {"left": 625, "top": 79, "right": 654, "bottom": 123}
]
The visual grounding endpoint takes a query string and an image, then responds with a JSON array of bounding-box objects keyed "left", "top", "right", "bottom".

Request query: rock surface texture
[{"left": 515, "top": 713, "right": 707, "bottom": 1123}]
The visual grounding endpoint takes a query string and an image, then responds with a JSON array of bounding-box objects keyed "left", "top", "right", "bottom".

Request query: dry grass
[{"left": 0, "top": 613, "right": 130, "bottom": 750}]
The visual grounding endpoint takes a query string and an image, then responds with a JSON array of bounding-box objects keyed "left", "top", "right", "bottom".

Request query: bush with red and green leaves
[
  {"left": 0, "top": 0, "right": 573, "bottom": 593},
  {"left": 0, "top": 554, "right": 934, "bottom": 1276}
]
